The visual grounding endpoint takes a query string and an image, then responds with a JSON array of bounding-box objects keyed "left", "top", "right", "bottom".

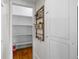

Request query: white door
[{"left": 45, "top": 0, "right": 78, "bottom": 59}]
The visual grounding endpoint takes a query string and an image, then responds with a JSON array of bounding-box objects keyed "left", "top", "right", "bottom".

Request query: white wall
[
  {"left": 12, "top": 15, "right": 32, "bottom": 25},
  {"left": 33, "top": 0, "right": 49, "bottom": 59},
  {"left": 12, "top": 5, "right": 33, "bottom": 17},
  {"left": 12, "top": 0, "right": 34, "bottom": 8},
  {"left": 35, "top": 0, "right": 45, "bottom": 11}
]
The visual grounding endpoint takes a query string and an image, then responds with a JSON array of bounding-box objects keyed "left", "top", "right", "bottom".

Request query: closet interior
[{"left": 12, "top": 0, "right": 33, "bottom": 52}]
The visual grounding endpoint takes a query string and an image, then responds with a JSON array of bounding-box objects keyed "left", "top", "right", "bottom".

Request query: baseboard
[{"left": 16, "top": 44, "right": 32, "bottom": 49}]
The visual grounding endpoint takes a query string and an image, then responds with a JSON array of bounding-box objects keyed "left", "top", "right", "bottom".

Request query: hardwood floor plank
[{"left": 13, "top": 47, "right": 32, "bottom": 59}]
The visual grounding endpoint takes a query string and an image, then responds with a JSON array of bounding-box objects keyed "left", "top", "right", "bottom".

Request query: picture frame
[{"left": 35, "top": 6, "right": 44, "bottom": 41}]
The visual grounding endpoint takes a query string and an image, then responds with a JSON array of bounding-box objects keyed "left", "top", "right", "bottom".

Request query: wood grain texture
[{"left": 13, "top": 47, "right": 32, "bottom": 59}]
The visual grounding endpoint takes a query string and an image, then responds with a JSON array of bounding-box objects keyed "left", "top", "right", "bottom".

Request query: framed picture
[{"left": 35, "top": 6, "right": 44, "bottom": 41}]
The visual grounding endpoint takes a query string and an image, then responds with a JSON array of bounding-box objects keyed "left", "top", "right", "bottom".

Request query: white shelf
[
  {"left": 16, "top": 42, "right": 32, "bottom": 46},
  {"left": 13, "top": 34, "right": 32, "bottom": 36},
  {"left": 12, "top": 14, "right": 32, "bottom": 18},
  {"left": 13, "top": 24, "right": 32, "bottom": 26}
]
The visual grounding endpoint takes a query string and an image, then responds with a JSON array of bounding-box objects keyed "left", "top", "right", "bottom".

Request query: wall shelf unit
[{"left": 12, "top": 4, "right": 33, "bottom": 48}]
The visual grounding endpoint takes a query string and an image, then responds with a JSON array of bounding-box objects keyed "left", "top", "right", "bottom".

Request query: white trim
[{"left": 10, "top": 0, "right": 13, "bottom": 59}]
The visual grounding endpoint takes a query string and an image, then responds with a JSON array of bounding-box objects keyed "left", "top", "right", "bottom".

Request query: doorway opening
[
  {"left": 11, "top": 0, "right": 45, "bottom": 59},
  {"left": 12, "top": 0, "right": 33, "bottom": 59}
]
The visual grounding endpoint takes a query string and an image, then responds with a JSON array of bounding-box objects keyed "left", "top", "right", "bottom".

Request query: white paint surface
[
  {"left": 33, "top": 0, "right": 49, "bottom": 59},
  {"left": 12, "top": 0, "right": 34, "bottom": 7},
  {"left": 1, "top": 0, "right": 12, "bottom": 59},
  {"left": 33, "top": 0, "right": 78, "bottom": 59},
  {"left": 12, "top": 15, "right": 32, "bottom": 25},
  {"left": 35, "top": 0, "right": 45, "bottom": 11},
  {"left": 12, "top": 5, "right": 33, "bottom": 17}
]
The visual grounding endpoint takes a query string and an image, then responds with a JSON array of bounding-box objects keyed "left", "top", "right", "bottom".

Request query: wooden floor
[{"left": 13, "top": 47, "right": 32, "bottom": 59}]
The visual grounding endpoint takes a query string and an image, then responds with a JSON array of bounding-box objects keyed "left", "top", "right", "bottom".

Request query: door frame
[{"left": 10, "top": 0, "right": 35, "bottom": 59}]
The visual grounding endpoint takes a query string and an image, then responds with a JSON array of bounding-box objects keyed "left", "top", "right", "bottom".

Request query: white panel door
[{"left": 45, "top": 0, "right": 78, "bottom": 59}]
